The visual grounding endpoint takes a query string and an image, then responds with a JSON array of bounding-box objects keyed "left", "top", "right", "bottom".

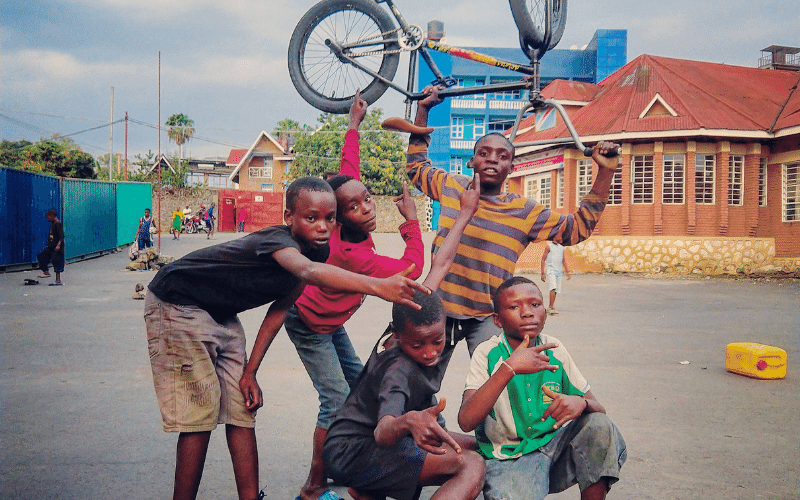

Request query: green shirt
[{"left": 465, "top": 332, "right": 589, "bottom": 460}]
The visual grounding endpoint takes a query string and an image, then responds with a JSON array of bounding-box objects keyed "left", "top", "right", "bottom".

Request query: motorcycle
[{"left": 181, "top": 215, "right": 208, "bottom": 234}]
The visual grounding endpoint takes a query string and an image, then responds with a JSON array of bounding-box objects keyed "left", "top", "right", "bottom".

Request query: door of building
[{"left": 220, "top": 197, "right": 236, "bottom": 232}]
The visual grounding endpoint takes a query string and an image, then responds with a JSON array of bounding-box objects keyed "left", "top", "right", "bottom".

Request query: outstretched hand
[
  {"left": 376, "top": 264, "right": 430, "bottom": 309},
  {"left": 507, "top": 335, "right": 558, "bottom": 375},
  {"left": 541, "top": 385, "right": 586, "bottom": 429},
  {"left": 408, "top": 398, "right": 462, "bottom": 455},
  {"left": 349, "top": 88, "right": 368, "bottom": 129},
  {"left": 394, "top": 181, "right": 418, "bottom": 221}
]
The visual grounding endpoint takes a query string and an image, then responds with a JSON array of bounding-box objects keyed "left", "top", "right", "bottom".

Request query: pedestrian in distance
[
  {"left": 135, "top": 208, "right": 156, "bottom": 250},
  {"left": 237, "top": 206, "right": 247, "bottom": 232},
  {"left": 204, "top": 202, "right": 216, "bottom": 239},
  {"left": 144, "top": 176, "right": 429, "bottom": 500},
  {"left": 37, "top": 209, "right": 65, "bottom": 286},
  {"left": 540, "top": 241, "right": 570, "bottom": 315},
  {"left": 171, "top": 206, "right": 183, "bottom": 240}
]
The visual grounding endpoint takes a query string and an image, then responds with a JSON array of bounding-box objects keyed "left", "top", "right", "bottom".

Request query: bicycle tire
[
  {"left": 288, "top": 0, "right": 401, "bottom": 114},
  {"left": 509, "top": 0, "right": 567, "bottom": 52}
]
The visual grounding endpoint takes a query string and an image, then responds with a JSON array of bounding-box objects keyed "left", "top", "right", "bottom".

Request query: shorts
[
  {"left": 323, "top": 434, "right": 426, "bottom": 500},
  {"left": 205, "top": 219, "right": 214, "bottom": 229},
  {"left": 545, "top": 272, "right": 562, "bottom": 294},
  {"left": 483, "top": 413, "right": 627, "bottom": 500},
  {"left": 144, "top": 293, "right": 256, "bottom": 432},
  {"left": 284, "top": 306, "right": 363, "bottom": 429}
]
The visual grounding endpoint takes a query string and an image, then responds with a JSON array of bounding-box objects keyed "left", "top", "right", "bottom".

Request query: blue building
[{"left": 416, "top": 29, "right": 626, "bottom": 227}]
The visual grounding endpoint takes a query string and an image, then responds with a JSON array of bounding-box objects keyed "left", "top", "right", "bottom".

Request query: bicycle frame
[{"left": 326, "top": 0, "right": 601, "bottom": 155}]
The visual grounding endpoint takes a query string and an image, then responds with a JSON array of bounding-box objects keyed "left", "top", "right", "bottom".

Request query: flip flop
[
  {"left": 24, "top": 279, "right": 39, "bottom": 285},
  {"left": 49, "top": 283, "right": 63, "bottom": 286},
  {"left": 295, "top": 491, "right": 343, "bottom": 500},
  {"left": 38, "top": 274, "right": 51, "bottom": 278}
]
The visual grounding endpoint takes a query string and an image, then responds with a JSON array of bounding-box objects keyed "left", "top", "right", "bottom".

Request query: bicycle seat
[{"left": 381, "top": 117, "right": 434, "bottom": 135}]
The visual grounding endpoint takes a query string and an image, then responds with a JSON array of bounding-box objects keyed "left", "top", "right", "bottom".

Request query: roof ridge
[
  {"left": 649, "top": 56, "right": 770, "bottom": 129},
  {"left": 769, "top": 72, "right": 800, "bottom": 132}
]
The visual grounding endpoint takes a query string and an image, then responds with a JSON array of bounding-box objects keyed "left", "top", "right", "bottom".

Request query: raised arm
[
  {"left": 422, "top": 174, "right": 480, "bottom": 291},
  {"left": 339, "top": 88, "right": 367, "bottom": 179},
  {"left": 272, "top": 246, "right": 428, "bottom": 309}
]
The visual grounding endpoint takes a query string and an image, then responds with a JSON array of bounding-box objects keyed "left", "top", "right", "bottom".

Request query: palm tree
[{"left": 165, "top": 113, "right": 195, "bottom": 171}]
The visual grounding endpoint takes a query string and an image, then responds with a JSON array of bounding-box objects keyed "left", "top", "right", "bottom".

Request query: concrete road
[{"left": 1, "top": 231, "right": 797, "bottom": 500}]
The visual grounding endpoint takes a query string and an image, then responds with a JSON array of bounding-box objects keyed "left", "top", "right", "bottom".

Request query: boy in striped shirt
[
  {"left": 407, "top": 87, "right": 620, "bottom": 363},
  {"left": 458, "top": 276, "right": 626, "bottom": 500}
]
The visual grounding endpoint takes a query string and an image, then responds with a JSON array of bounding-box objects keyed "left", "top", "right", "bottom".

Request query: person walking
[{"left": 37, "top": 209, "right": 65, "bottom": 286}]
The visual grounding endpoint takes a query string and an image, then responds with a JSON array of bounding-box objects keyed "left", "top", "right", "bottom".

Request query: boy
[
  {"left": 37, "top": 209, "right": 65, "bottom": 286},
  {"left": 135, "top": 208, "right": 156, "bottom": 250},
  {"left": 204, "top": 202, "right": 216, "bottom": 239},
  {"left": 323, "top": 177, "right": 484, "bottom": 500},
  {"left": 540, "top": 241, "right": 570, "bottom": 315},
  {"left": 458, "top": 277, "right": 626, "bottom": 500},
  {"left": 144, "top": 177, "right": 427, "bottom": 500},
  {"left": 406, "top": 86, "right": 620, "bottom": 361},
  {"left": 287, "top": 91, "right": 425, "bottom": 500}
]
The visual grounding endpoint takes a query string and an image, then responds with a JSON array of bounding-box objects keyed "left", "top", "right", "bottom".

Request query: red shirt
[{"left": 294, "top": 129, "right": 424, "bottom": 333}]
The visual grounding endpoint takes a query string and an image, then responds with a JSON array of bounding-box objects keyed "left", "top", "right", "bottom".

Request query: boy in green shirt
[{"left": 458, "top": 276, "right": 626, "bottom": 500}]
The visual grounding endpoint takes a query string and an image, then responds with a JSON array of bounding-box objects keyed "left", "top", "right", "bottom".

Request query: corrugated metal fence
[{"left": 0, "top": 166, "right": 151, "bottom": 271}]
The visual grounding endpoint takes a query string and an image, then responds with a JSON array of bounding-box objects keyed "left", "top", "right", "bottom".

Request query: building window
[
  {"left": 663, "top": 154, "right": 685, "bottom": 204},
  {"left": 261, "top": 183, "right": 274, "bottom": 192},
  {"left": 207, "top": 174, "right": 232, "bottom": 189},
  {"left": 728, "top": 155, "right": 744, "bottom": 206},
  {"left": 449, "top": 157, "right": 463, "bottom": 175},
  {"left": 473, "top": 118, "right": 485, "bottom": 138},
  {"left": 783, "top": 162, "right": 799, "bottom": 222},
  {"left": 488, "top": 119, "right": 514, "bottom": 133},
  {"left": 249, "top": 157, "right": 273, "bottom": 179},
  {"left": 186, "top": 172, "right": 205, "bottom": 186},
  {"left": 576, "top": 159, "right": 592, "bottom": 202},
  {"left": 451, "top": 117, "right": 464, "bottom": 139},
  {"left": 695, "top": 154, "right": 715, "bottom": 204},
  {"left": 631, "top": 155, "right": 654, "bottom": 204},
  {"left": 557, "top": 169, "right": 564, "bottom": 208},
  {"left": 608, "top": 168, "right": 622, "bottom": 205},
  {"left": 525, "top": 174, "right": 551, "bottom": 208},
  {"left": 759, "top": 157, "right": 768, "bottom": 207}
]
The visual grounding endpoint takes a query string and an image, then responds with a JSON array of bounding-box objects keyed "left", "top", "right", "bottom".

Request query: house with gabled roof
[
  {"left": 509, "top": 52, "right": 800, "bottom": 275},
  {"left": 228, "top": 131, "right": 294, "bottom": 193}
]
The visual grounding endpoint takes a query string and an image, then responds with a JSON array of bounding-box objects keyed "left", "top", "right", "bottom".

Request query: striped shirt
[
  {"left": 465, "top": 333, "right": 589, "bottom": 460},
  {"left": 407, "top": 134, "right": 607, "bottom": 319}
]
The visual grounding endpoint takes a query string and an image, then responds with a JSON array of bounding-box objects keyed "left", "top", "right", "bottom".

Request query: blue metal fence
[{"left": 0, "top": 167, "right": 150, "bottom": 271}]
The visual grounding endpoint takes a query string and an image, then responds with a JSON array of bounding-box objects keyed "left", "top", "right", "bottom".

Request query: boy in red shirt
[{"left": 286, "top": 91, "right": 425, "bottom": 500}]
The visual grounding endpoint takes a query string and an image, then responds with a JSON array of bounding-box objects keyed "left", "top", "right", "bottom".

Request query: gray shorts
[
  {"left": 144, "top": 293, "right": 255, "bottom": 432},
  {"left": 483, "top": 412, "right": 626, "bottom": 500}
]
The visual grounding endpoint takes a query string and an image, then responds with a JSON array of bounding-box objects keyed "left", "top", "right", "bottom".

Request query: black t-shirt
[
  {"left": 148, "top": 225, "right": 329, "bottom": 320},
  {"left": 48, "top": 220, "right": 65, "bottom": 254},
  {"left": 325, "top": 334, "right": 447, "bottom": 442}
]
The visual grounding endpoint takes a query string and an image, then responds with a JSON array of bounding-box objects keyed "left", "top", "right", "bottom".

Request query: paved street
[{"left": 1, "top": 231, "right": 798, "bottom": 500}]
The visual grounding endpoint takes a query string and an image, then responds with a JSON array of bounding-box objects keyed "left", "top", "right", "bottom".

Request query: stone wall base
[{"left": 517, "top": 236, "right": 800, "bottom": 276}]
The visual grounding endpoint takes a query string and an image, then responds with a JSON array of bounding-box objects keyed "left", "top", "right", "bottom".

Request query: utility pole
[
  {"left": 124, "top": 112, "right": 128, "bottom": 181},
  {"left": 109, "top": 86, "right": 114, "bottom": 181}
]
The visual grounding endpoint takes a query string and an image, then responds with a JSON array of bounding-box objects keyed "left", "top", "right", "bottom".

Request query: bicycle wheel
[
  {"left": 288, "top": 0, "right": 401, "bottom": 114},
  {"left": 509, "top": 0, "right": 567, "bottom": 52}
]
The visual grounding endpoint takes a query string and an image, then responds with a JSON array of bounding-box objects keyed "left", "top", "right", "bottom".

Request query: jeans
[
  {"left": 37, "top": 248, "right": 65, "bottom": 273},
  {"left": 284, "top": 306, "right": 364, "bottom": 429},
  {"left": 483, "top": 413, "right": 627, "bottom": 500}
]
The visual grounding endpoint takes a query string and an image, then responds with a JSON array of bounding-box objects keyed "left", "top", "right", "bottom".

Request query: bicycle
[{"left": 288, "top": 0, "right": 615, "bottom": 156}]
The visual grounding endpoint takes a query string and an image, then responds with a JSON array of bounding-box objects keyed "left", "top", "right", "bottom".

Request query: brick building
[
  {"left": 228, "top": 131, "right": 294, "bottom": 193},
  {"left": 509, "top": 53, "right": 800, "bottom": 275}
]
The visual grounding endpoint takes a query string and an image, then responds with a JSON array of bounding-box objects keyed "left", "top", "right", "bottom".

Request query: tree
[
  {"left": 288, "top": 108, "right": 407, "bottom": 195},
  {"left": 165, "top": 113, "right": 195, "bottom": 171},
  {"left": 0, "top": 136, "right": 96, "bottom": 179}
]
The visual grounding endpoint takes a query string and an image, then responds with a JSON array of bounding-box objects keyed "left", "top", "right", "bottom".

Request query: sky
[{"left": 2, "top": 0, "right": 798, "bottom": 163}]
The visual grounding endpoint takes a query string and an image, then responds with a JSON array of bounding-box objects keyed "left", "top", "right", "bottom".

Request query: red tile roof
[
  {"left": 514, "top": 54, "right": 800, "bottom": 144},
  {"left": 226, "top": 149, "right": 247, "bottom": 166}
]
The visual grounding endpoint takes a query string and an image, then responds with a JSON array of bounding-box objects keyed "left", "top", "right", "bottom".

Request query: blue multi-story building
[{"left": 416, "top": 29, "right": 626, "bottom": 227}]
